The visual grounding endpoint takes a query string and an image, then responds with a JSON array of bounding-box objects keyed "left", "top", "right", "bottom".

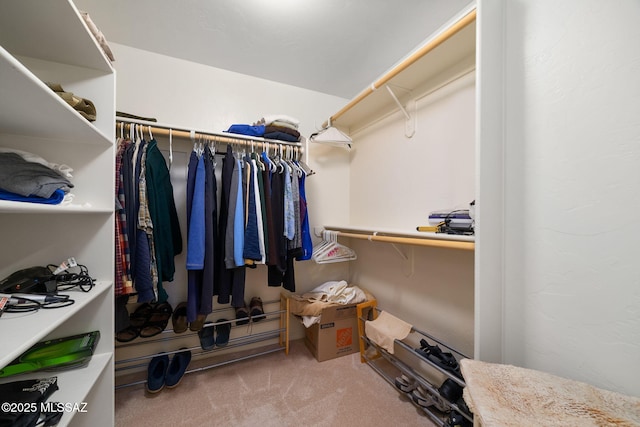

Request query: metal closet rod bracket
[
  {"left": 390, "top": 242, "right": 414, "bottom": 277},
  {"left": 384, "top": 85, "right": 416, "bottom": 138}
]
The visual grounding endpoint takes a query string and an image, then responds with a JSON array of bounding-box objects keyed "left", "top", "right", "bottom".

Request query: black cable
[
  {"left": 2, "top": 296, "right": 41, "bottom": 313},
  {"left": 0, "top": 262, "right": 94, "bottom": 316},
  {"left": 46, "top": 264, "right": 95, "bottom": 293},
  {"left": 437, "top": 209, "right": 474, "bottom": 235},
  {"left": 2, "top": 295, "right": 75, "bottom": 313}
]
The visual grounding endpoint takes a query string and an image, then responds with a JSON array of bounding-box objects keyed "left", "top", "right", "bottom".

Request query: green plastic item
[{"left": 0, "top": 331, "right": 100, "bottom": 378}]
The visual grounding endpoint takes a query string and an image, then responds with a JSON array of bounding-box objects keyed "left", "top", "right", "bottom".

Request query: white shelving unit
[{"left": 0, "top": 1, "right": 115, "bottom": 426}]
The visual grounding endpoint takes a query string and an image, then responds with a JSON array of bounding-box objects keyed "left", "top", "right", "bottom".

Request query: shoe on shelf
[
  {"left": 172, "top": 302, "right": 188, "bottom": 333},
  {"left": 139, "top": 302, "right": 173, "bottom": 338},
  {"left": 215, "top": 319, "right": 231, "bottom": 347},
  {"left": 249, "top": 297, "right": 265, "bottom": 322},
  {"left": 198, "top": 321, "right": 215, "bottom": 351},
  {"left": 411, "top": 387, "right": 436, "bottom": 409},
  {"left": 235, "top": 302, "right": 250, "bottom": 326},
  {"left": 115, "top": 325, "right": 140, "bottom": 343},
  {"left": 189, "top": 313, "right": 207, "bottom": 332},
  {"left": 438, "top": 378, "right": 463, "bottom": 403},
  {"left": 394, "top": 374, "right": 417, "bottom": 393},
  {"left": 147, "top": 354, "right": 169, "bottom": 393},
  {"left": 165, "top": 349, "right": 192, "bottom": 389},
  {"left": 129, "top": 303, "right": 153, "bottom": 329},
  {"left": 416, "top": 338, "right": 462, "bottom": 378}
]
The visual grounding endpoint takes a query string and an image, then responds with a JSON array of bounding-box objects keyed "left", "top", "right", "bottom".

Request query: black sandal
[
  {"left": 129, "top": 303, "right": 153, "bottom": 328},
  {"left": 115, "top": 325, "right": 140, "bottom": 343},
  {"left": 116, "top": 303, "right": 153, "bottom": 342},
  {"left": 139, "top": 302, "right": 173, "bottom": 338},
  {"left": 416, "top": 339, "right": 462, "bottom": 378}
]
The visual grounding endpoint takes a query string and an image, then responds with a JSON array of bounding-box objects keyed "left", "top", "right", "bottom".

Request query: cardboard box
[{"left": 304, "top": 303, "right": 360, "bottom": 362}]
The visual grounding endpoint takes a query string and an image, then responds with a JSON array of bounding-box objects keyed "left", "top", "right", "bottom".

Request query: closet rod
[
  {"left": 115, "top": 117, "right": 303, "bottom": 148},
  {"left": 325, "top": 228, "right": 474, "bottom": 251},
  {"left": 323, "top": 8, "right": 476, "bottom": 128}
]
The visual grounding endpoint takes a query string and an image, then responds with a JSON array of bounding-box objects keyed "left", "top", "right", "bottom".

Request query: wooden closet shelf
[
  {"left": 322, "top": 225, "right": 474, "bottom": 251},
  {"left": 115, "top": 117, "right": 303, "bottom": 148},
  {"left": 324, "top": 7, "right": 476, "bottom": 133}
]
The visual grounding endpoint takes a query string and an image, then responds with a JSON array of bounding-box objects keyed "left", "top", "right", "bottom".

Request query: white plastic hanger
[
  {"left": 309, "top": 118, "right": 352, "bottom": 151},
  {"left": 312, "top": 231, "right": 357, "bottom": 264}
]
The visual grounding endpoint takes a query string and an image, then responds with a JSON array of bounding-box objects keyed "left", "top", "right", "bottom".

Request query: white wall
[
  {"left": 111, "top": 42, "right": 352, "bottom": 343},
  {"left": 500, "top": 0, "right": 640, "bottom": 396},
  {"left": 346, "top": 72, "right": 476, "bottom": 357}
]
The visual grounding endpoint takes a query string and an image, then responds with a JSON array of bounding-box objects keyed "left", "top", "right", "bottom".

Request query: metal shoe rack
[
  {"left": 356, "top": 305, "right": 473, "bottom": 427},
  {"left": 114, "top": 294, "right": 290, "bottom": 389}
]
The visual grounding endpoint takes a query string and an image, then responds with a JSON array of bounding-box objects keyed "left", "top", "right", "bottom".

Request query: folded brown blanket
[{"left": 265, "top": 125, "right": 300, "bottom": 139}]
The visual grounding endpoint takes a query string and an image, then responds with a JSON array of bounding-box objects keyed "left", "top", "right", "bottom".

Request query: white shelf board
[
  {"left": 332, "top": 14, "right": 476, "bottom": 134},
  {"left": 324, "top": 224, "right": 475, "bottom": 242},
  {"left": 0, "top": 200, "right": 112, "bottom": 215},
  {"left": 0, "top": 282, "right": 111, "bottom": 368},
  {"left": 0, "top": 46, "right": 112, "bottom": 145},
  {"left": 0, "top": 0, "right": 112, "bottom": 73},
  {"left": 0, "top": 352, "right": 112, "bottom": 427}
]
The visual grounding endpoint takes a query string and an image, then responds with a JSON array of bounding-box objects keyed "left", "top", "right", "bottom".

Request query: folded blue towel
[
  {"left": 226, "top": 124, "right": 265, "bottom": 137},
  {"left": 0, "top": 188, "right": 65, "bottom": 205}
]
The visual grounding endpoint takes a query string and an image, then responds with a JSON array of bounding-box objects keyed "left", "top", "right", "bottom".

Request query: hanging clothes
[
  {"left": 296, "top": 164, "right": 313, "bottom": 261},
  {"left": 136, "top": 143, "right": 159, "bottom": 302},
  {"left": 145, "top": 138, "right": 183, "bottom": 303},
  {"left": 201, "top": 144, "right": 217, "bottom": 315},
  {"left": 243, "top": 155, "right": 262, "bottom": 263},
  {"left": 114, "top": 130, "right": 183, "bottom": 304},
  {"left": 114, "top": 138, "right": 133, "bottom": 297},
  {"left": 216, "top": 145, "right": 235, "bottom": 304},
  {"left": 185, "top": 145, "right": 217, "bottom": 322},
  {"left": 186, "top": 149, "right": 204, "bottom": 322},
  {"left": 114, "top": 124, "right": 314, "bottom": 310}
]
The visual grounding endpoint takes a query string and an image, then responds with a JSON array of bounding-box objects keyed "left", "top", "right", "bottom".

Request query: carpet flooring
[{"left": 115, "top": 339, "right": 437, "bottom": 426}]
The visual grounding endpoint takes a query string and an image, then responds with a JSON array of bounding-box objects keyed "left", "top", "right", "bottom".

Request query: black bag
[
  {"left": 0, "top": 377, "right": 59, "bottom": 427},
  {"left": 0, "top": 267, "right": 56, "bottom": 294}
]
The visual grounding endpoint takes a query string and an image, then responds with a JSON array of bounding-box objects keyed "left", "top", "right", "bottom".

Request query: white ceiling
[{"left": 74, "top": 0, "right": 473, "bottom": 99}]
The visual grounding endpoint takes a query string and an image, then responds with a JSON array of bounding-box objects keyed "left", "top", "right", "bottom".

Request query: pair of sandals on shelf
[
  {"left": 233, "top": 296, "right": 266, "bottom": 325},
  {"left": 395, "top": 374, "right": 471, "bottom": 425},
  {"left": 414, "top": 338, "right": 462, "bottom": 379},
  {"left": 116, "top": 296, "right": 266, "bottom": 343},
  {"left": 171, "top": 302, "right": 209, "bottom": 333},
  {"left": 116, "top": 302, "right": 173, "bottom": 343}
]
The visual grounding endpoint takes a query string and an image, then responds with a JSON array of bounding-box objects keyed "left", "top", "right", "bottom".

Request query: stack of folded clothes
[
  {"left": 225, "top": 114, "right": 301, "bottom": 143},
  {"left": 0, "top": 149, "right": 74, "bottom": 205}
]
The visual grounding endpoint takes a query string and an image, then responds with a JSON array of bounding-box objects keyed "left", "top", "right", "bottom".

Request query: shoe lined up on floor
[
  {"left": 189, "top": 313, "right": 207, "bottom": 332},
  {"left": 249, "top": 297, "right": 265, "bottom": 322},
  {"left": 234, "top": 297, "right": 266, "bottom": 325},
  {"left": 394, "top": 374, "right": 417, "bottom": 393},
  {"left": 115, "top": 302, "right": 173, "bottom": 342},
  {"left": 414, "top": 338, "right": 462, "bottom": 378},
  {"left": 140, "top": 302, "right": 173, "bottom": 338},
  {"left": 172, "top": 302, "right": 188, "bottom": 333},
  {"left": 411, "top": 386, "right": 448, "bottom": 412},
  {"left": 234, "top": 302, "right": 250, "bottom": 325},
  {"left": 147, "top": 349, "right": 191, "bottom": 393},
  {"left": 198, "top": 321, "right": 215, "bottom": 350},
  {"left": 215, "top": 319, "right": 231, "bottom": 347},
  {"left": 198, "top": 319, "right": 231, "bottom": 350}
]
